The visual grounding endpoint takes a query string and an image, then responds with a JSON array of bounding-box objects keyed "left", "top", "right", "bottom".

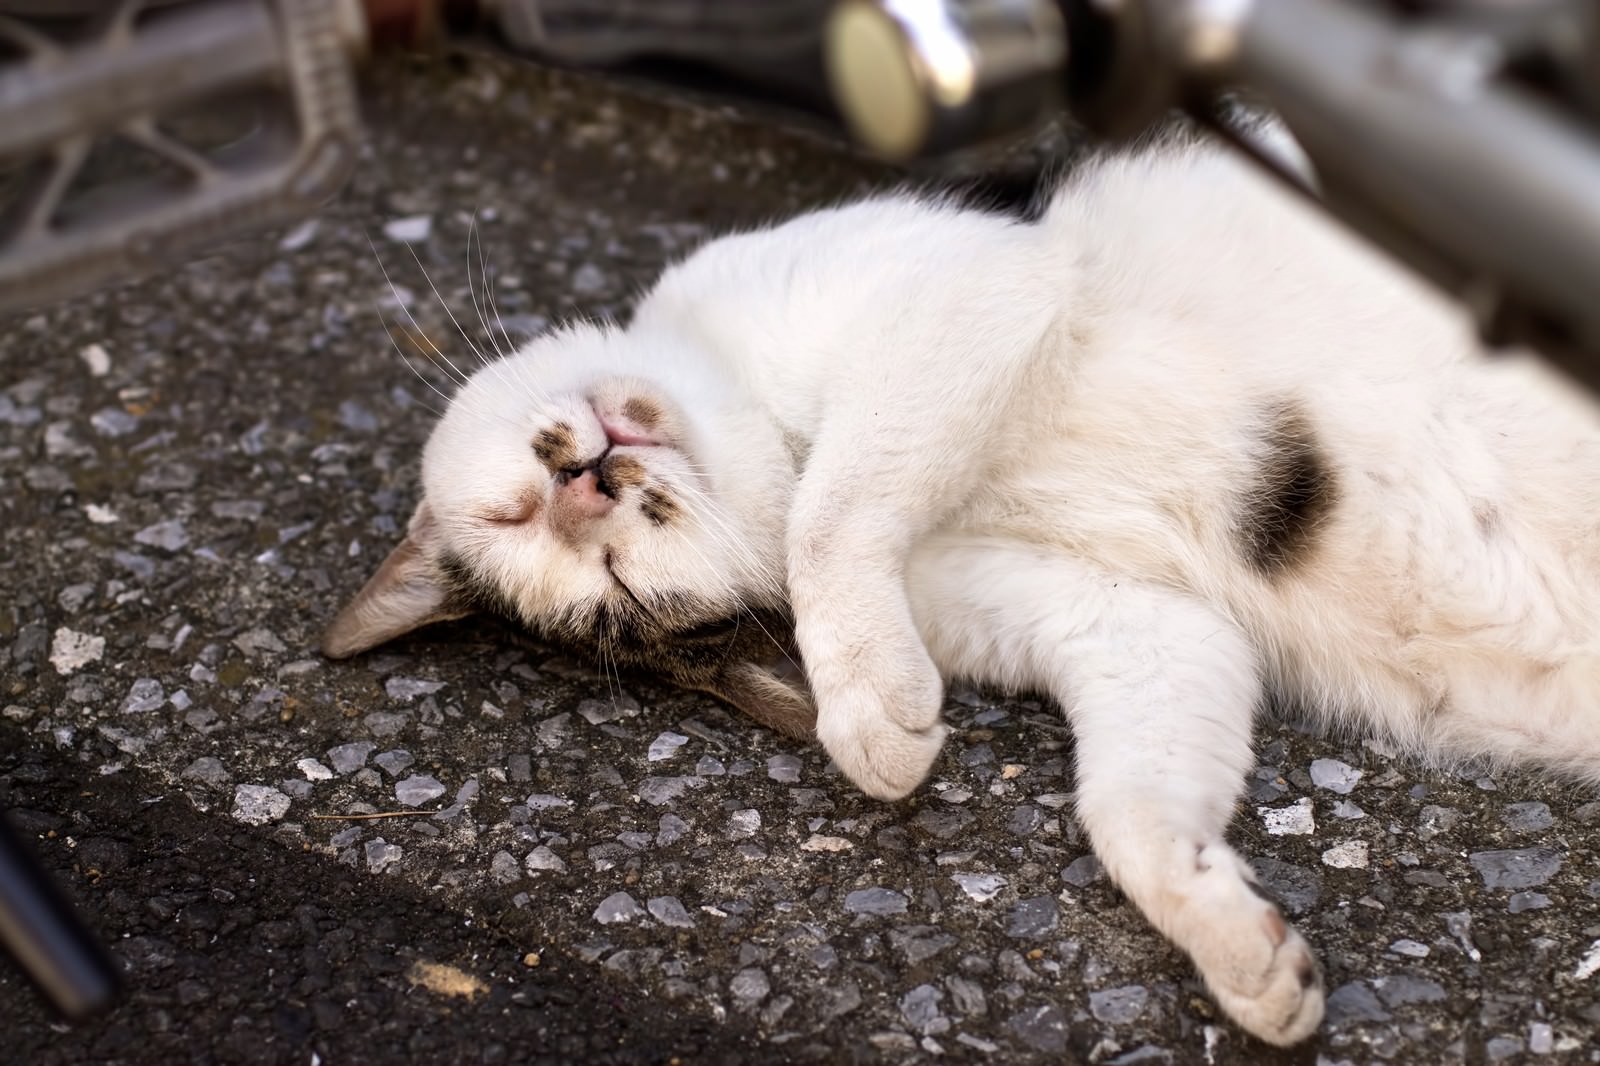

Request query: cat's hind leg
[{"left": 911, "top": 538, "right": 1324, "bottom": 1046}]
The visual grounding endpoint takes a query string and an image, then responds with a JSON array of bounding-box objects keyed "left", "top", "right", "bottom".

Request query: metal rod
[{"left": 0, "top": 813, "right": 120, "bottom": 1021}]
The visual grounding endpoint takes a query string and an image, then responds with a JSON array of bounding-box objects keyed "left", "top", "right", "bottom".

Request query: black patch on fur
[{"left": 1240, "top": 404, "right": 1337, "bottom": 576}]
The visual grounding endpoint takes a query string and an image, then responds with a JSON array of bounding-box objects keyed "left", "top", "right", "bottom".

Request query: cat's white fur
[{"left": 332, "top": 136, "right": 1600, "bottom": 1045}]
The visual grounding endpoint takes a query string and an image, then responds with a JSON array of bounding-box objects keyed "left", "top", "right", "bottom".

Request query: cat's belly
[{"left": 940, "top": 455, "right": 1600, "bottom": 746}]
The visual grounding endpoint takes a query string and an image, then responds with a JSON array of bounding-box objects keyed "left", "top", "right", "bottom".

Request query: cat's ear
[
  {"left": 321, "top": 502, "right": 470, "bottom": 659},
  {"left": 706, "top": 659, "right": 816, "bottom": 740}
]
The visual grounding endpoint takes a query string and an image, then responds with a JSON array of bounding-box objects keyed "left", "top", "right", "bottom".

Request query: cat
[{"left": 322, "top": 132, "right": 1600, "bottom": 1046}]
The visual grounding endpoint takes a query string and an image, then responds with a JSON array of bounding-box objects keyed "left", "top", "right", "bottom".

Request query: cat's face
[{"left": 322, "top": 326, "right": 814, "bottom": 737}]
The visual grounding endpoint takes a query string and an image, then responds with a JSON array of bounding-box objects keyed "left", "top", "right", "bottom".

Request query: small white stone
[
  {"left": 296, "top": 758, "right": 334, "bottom": 781},
  {"left": 1388, "top": 939, "right": 1430, "bottom": 958},
  {"left": 1321, "top": 840, "right": 1370, "bottom": 869},
  {"left": 119, "top": 677, "right": 164, "bottom": 713},
  {"left": 950, "top": 872, "right": 1007, "bottom": 902},
  {"left": 1258, "top": 797, "right": 1316, "bottom": 836},
  {"left": 385, "top": 676, "right": 445, "bottom": 701},
  {"left": 49, "top": 627, "right": 105, "bottom": 675},
  {"left": 1574, "top": 939, "right": 1600, "bottom": 980},
  {"left": 84, "top": 503, "right": 119, "bottom": 524},
  {"left": 594, "top": 891, "right": 644, "bottom": 924},
  {"left": 134, "top": 519, "right": 189, "bottom": 552},
  {"left": 1309, "top": 758, "right": 1364, "bottom": 795},
  {"left": 647, "top": 731, "right": 689, "bottom": 761},
  {"left": 365, "top": 838, "right": 403, "bottom": 874},
  {"left": 570, "top": 262, "right": 606, "bottom": 294},
  {"left": 395, "top": 775, "right": 446, "bottom": 807},
  {"left": 801, "top": 834, "right": 853, "bottom": 852},
  {"left": 525, "top": 846, "right": 568, "bottom": 873},
  {"left": 383, "top": 215, "right": 432, "bottom": 243},
  {"left": 647, "top": 896, "right": 695, "bottom": 928},
  {"left": 232, "top": 784, "right": 291, "bottom": 825},
  {"left": 79, "top": 343, "right": 111, "bottom": 377},
  {"left": 278, "top": 218, "right": 319, "bottom": 252}
]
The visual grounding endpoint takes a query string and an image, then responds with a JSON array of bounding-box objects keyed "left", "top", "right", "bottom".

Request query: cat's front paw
[
  {"left": 817, "top": 701, "right": 949, "bottom": 800},
  {"left": 797, "top": 607, "right": 948, "bottom": 799},
  {"left": 1184, "top": 845, "right": 1324, "bottom": 1046}
]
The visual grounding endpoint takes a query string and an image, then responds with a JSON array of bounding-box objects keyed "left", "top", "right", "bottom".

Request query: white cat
[{"left": 324, "top": 134, "right": 1600, "bottom": 1045}]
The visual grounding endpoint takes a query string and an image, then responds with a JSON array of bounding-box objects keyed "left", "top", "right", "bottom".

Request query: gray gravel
[{"left": 3, "top": 45, "right": 1600, "bottom": 1066}]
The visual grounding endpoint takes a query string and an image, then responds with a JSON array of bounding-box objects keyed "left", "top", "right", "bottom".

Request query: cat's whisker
[
  {"left": 364, "top": 234, "right": 473, "bottom": 389},
  {"left": 474, "top": 222, "right": 521, "bottom": 361},
  {"left": 664, "top": 518, "right": 743, "bottom": 604},
  {"left": 366, "top": 235, "right": 550, "bottom": 440},
  {"left": 462, "top": 222, "right": 570, "bottom": 414},
  {"left": 370, "top": 299, "right": 459, "bottom": 420},
  {"left": 467, "top": 211, "right": 511, "bottom": 363},
  {"left": 669, "top": 497, "right": 757, "bottom": 589},
  {"left": 671, "top": 477, "right": 781, "bottom": 597},
  {"left": 403, "top": 239, "right": 491, "bottom": 373},
  {"left": 599, "top": 630, "right": 624, "bottom": 709},
  {"left": 737, "top": 604, "right": 793, "bottom": 664},
  {"left": 461, "top": 211, "right": 497, "bottom": 369}
]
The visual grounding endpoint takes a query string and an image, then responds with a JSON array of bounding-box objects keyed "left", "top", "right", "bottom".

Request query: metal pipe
[{"left": 1228, "top": 0, "right": 1600, "bottom": 354}]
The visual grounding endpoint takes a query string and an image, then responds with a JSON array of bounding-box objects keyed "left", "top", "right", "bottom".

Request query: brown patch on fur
[
  {"left": 533, "top": 424, "right": 577, "bottom": 469},
  {"left": 1473, "top": 501, "right": 1499, "bottom": 537},
  {"left": 532, "top": 422, "right": 577, "bottom": 471},
  {"left": 599, "top": 453, "right": 646, "bottom": 491},
  {"left": 621, "top": 396, "right": 663, "bottom": 430},
  {"left": 1240, "top": 403, "right": 1338, "bottom": 576},
  {"left": 1159, "top": 495, "right": 1206, "bottom": 540},
  {"left": 640, "top": 487, "right": 680, "bottom": 526}
]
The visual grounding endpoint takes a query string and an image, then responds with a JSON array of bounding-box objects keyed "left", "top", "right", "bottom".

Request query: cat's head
[{"left": 321, "top": 324, "right": 814, "bottom": 737}]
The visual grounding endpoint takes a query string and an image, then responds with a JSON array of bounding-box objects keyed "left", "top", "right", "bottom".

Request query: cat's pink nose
[{"left": 558, "top": 468, "right": 615, "bottom": 518}]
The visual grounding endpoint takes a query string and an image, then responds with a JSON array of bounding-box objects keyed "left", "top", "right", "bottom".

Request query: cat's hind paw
[
  {"left": 1204, "top": 905, "right": 1324, "bottom": 1046},
  {"left": 1183, "top": 844, "right": 1325, "bottom": 1046}
]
